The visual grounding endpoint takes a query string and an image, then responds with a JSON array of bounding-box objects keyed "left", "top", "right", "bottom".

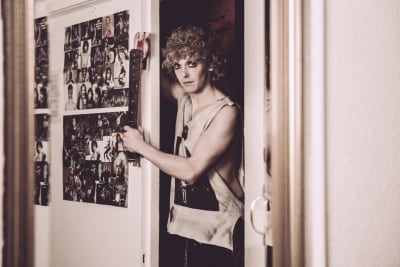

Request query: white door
[{"left": 244, "top": 0, "right": 271, "bottom": 266}]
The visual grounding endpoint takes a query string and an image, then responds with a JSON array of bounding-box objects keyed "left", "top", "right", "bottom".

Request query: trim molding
[
  {"left": 2, "top": 0, "right": 35, "bottom": 266},
  {"left": 271, "top": 0, "right": 304, "bottom": 266},
  {"left": 303, "top": 0, "right": 327, "bottom": 266}
]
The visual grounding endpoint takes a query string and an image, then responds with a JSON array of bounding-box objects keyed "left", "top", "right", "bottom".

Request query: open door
[{"left": 243, "top": 0, "right": 270, "bottom": 266}]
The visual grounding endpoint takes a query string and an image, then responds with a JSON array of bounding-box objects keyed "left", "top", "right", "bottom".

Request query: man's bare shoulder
[
  {"left": 215, "top": 104, "right": 240, "bottom": 124},
  {"left": 205, "top": 104, "right": 240, "bottom": 137}
]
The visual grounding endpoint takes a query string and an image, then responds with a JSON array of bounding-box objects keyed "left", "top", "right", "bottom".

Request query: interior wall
[
  {"left": 325, "top": 0, "right": 400, "bottom": 266},
  {"left": 34, "top": 3, "right": 51, "bottom": 267}
]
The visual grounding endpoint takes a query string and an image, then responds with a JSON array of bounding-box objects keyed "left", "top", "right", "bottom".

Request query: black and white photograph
[
  {"left": 64, "top": 26, "right": 72, "bottom": 51},
  {"left": 103, "top": 38, "right": 116, "bottom": 65},
  {"left": 35, "top": 114, "right": 50, "bottom": 141},
  {"left": 35, "top": 46, "right": 49, "bottom": 66},
  {"left": 64, "top": 83, "right": 77, "bottom": 111},
  {"left": 113, "top": 58, "right": 128, "bottom": 89},
  {"left": 102, "top": 15, "right": 114, "bottom": 39},
  {"left": 35, "top": 162, "right": 49, "bottom": 206},
  {"left": 71, "top": 23, "right": 81, "bottom": 49},
  {"left": 64, "top": 68, "right": 77, "bottom": 84},
  {"left": 114, "top": 10, "right": 129, "bottom": 43},
  {"left": 80, "top": 40, "right": 91, "bottom": 69},
  {"left": 88, "top": 18, "right": 103, "bottom": 46},
  {"left": 63, "top": 112, "right": 129, "bottom": 207},
  {"left": 34, "top": 79, "right": 49, "bottom": 109},
  {"left": 91, "top": 44, "right": 104, "bottom": 67},
  {"left": 80, "top": 21, "right": 90, "bottom": 41},
  {"left": 34, "top": 16, "right": 48, "bottom": 47}
]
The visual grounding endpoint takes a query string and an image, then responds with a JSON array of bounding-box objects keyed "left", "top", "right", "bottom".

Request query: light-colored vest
[{"left": 167, "top": 93, "right": 244, "bottom": 251}]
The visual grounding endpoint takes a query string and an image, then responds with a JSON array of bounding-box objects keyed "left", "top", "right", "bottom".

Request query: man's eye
[
  {"left": 187, "top": 61, "right": 198, "bottom": 68},
  {"left": 173, "top": 63, "right": 181, "bottom": 70}
]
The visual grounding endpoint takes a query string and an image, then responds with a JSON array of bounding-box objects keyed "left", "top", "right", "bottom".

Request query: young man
[{"left": 121, "top": 25, "right": 244, "bottom": 267}]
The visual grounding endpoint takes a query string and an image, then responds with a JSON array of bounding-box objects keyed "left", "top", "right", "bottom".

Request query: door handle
[{"left": 250, "top": 195, "right": 272, "bottom": 246}]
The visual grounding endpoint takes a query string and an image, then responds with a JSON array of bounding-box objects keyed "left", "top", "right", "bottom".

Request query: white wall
[
  {"left": 34, "top": 3, "right": 51, "bottom": 267},
  {"left": 324, "top": 1, "right": 400, "bottom": 266}
]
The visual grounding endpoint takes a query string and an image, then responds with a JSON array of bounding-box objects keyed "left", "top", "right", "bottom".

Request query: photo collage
[
  {"left": 63, "top": 112, "right": 129, "bottom": 207},
  {"left": 63, "top": 10, "right": 130, "bottom": 111},
  {"left": 34, "top": 16, "right": 50, "bottom": 206}
]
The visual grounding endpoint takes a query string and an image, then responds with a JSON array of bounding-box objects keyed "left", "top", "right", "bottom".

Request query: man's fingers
[
  {"left": 138, "top": 126, "right": 144, "bottom": 134},
  {"left": 123, "top": 125, "right": 131, "bottom": 132}
]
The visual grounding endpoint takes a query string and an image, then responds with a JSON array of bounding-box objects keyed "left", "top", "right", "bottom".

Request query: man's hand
[{"left": 120, "top": 126, "right": 144, "bottom": 154}]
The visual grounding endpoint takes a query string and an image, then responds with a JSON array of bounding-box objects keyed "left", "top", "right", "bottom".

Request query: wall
[
  {"left": 34, "top": 3, "right": 51, "bottom": 267},
  {"left": 324, "top": 1, "right": 400, "bottom": 266}
]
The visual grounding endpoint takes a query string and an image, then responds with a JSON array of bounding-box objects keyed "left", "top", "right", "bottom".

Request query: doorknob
[{"left": 250, "top": 195, "right": 272, "bottom": 246}]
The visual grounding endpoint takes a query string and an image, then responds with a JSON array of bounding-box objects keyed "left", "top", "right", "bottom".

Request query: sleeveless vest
[{"left": 167, "top": 93, "right": 244, "bottom": 251}]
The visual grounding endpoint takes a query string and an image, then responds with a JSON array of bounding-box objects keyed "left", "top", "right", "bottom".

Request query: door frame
[
  {"left": 270, "top": 0, "right": 305, "bottom": 266},
  {"left": 2, "top": 0, "right": 35, "bottom": 266}
]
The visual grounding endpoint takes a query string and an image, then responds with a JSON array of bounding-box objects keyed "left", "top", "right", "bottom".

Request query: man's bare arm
[{"left": 120, "top": 105, "right": 239, "bottom": 184}]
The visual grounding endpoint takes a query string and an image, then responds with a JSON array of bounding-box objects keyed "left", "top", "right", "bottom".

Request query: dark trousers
[{"left": 165, "top": 218, "right": 244, "bottom": 267}]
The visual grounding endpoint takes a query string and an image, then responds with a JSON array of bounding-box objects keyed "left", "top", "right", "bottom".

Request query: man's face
[{"left": 173, "top": 56, "right": 210, "bottom": 94}]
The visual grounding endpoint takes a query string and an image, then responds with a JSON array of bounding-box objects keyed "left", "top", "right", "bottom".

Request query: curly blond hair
[{"left": 162, "top": 25, "right": 226, "bottom": 81}]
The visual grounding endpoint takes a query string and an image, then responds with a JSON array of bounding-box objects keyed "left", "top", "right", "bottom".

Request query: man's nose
[{"left": 182, "top": 66, "right": 190, "bottom": 77}]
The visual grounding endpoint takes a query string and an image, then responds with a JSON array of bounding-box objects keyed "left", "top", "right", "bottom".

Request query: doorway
[{"left": 159, "top": 0, "right": 244, "bottom": 266}]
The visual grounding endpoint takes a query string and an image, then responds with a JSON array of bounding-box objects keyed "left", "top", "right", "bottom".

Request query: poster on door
[
  {"left": 63, "top": 10, "right": 130, "bottom": 111},
  {"left": 62, "top": 10, "right": 132, "bottom": 208},
  {"left": 63, "top": 112, "right": 129, "bottom": 207}
]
